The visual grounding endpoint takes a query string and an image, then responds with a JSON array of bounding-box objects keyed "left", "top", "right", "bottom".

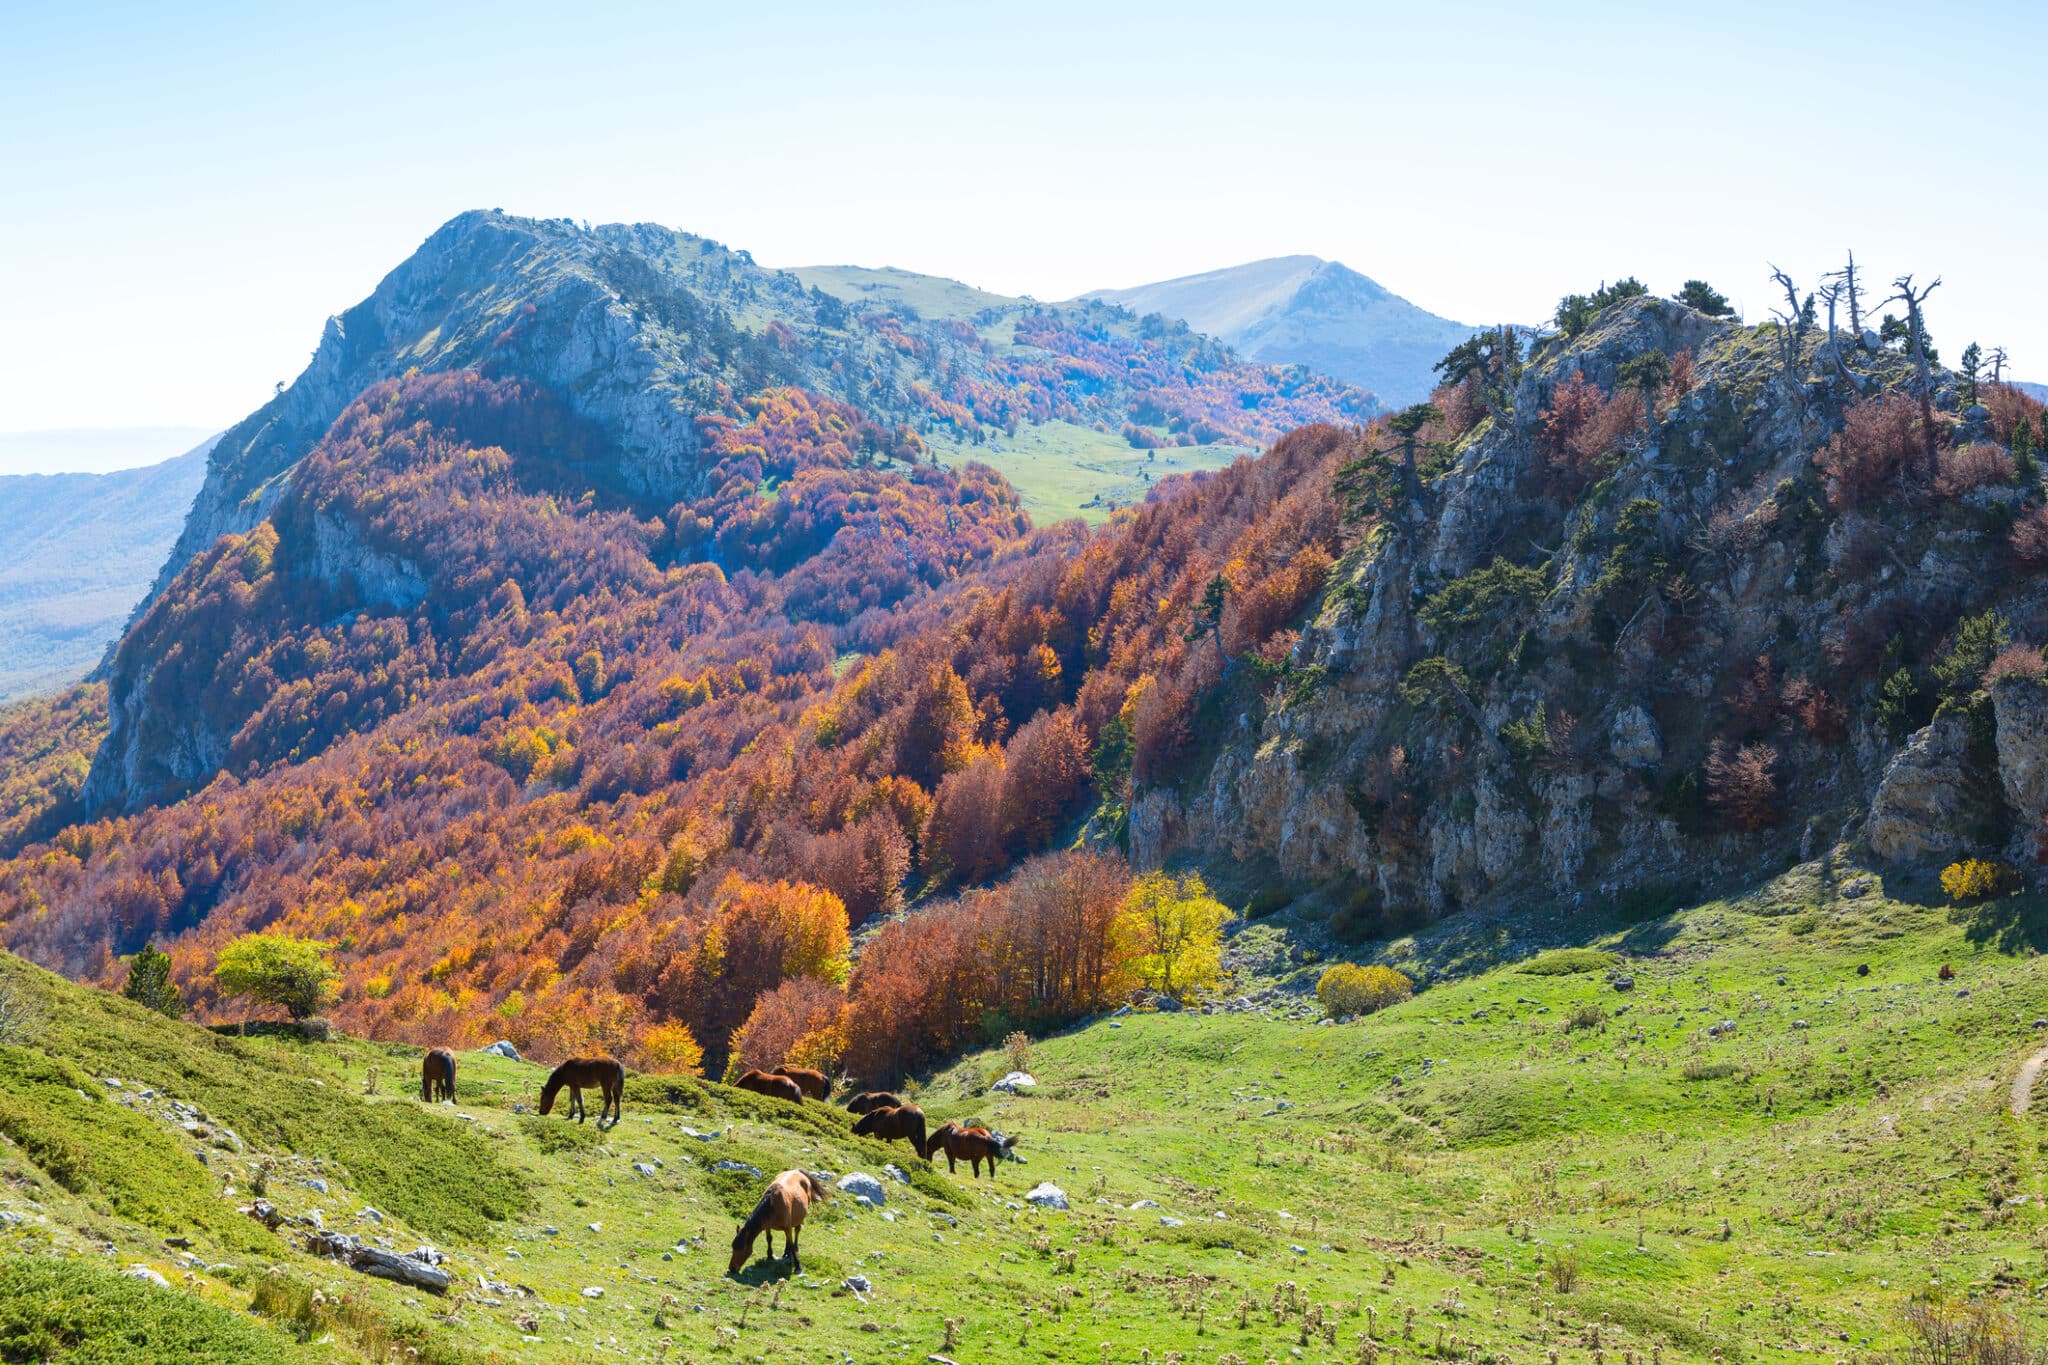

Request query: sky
[{"left": 3, "top": 0, "right": 2043, "bottom": 466}]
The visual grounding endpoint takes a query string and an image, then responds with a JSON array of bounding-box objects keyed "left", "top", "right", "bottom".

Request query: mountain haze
[
  {"left": 0, "top": 436, "right": 214, "bottom": 701},
  {"left": 1084, "top": 255, "right": 1476, "bottom": 406}
]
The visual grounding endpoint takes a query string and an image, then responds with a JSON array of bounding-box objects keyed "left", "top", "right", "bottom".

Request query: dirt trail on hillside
[{"left": 2011, "top": 1044, "right": 2048, "bottom": 1116}]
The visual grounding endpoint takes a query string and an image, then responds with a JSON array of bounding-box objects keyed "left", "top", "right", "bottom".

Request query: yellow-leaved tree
[
  {"left": 636, "top": 1020, "right": 706, "bottom": 1077},
  {"left": 1124, "top": 871, "right": 1230, "bottom": 1002}
]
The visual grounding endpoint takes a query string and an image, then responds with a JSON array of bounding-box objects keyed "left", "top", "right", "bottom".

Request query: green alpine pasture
[
  {"left": 4, "top": 857, "right": 2048, "bottom": 1362},
  {"left": 927, "top": 419, "right": 1249, "bottom": 526}
]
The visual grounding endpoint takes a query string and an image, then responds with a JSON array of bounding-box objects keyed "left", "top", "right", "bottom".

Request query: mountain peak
[{"left": 1082, "top": 257, "right": 1472, "bottom": 406}]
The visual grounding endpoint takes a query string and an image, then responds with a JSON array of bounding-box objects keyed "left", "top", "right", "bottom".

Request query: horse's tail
[{"left": 800, "top": 1170, "right": 832, "bottom": 1202}]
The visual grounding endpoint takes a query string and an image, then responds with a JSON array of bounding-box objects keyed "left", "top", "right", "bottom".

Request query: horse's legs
[
  {"left": 790, "top": 1224, "right": 801, "bottom": 1270},
  {"left": 572, "top": 1086, "right": 585, "bottom": 1122}
]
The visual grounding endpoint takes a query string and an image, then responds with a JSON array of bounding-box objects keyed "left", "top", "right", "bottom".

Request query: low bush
[
  {"left": 1516, "top": 948, "right": 1618, "bottom": 976},
  {"left": 0, "top": 1255, "right": 312, "bottom": 1365},
  {"left": 1315, "top": 963, "right": 1415, "bottom": 1019},
  {"left": 1941, "top": 858, "right": 2021, "bottom": 904}
]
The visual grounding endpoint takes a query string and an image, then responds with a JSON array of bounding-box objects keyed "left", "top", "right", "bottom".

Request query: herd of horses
[{"left": 416, "top": 1051, "right": 1018, "bottom": 1275}]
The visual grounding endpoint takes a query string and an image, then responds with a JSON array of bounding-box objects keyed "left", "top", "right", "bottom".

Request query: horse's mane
[
  {"left": 539, "top": 1063, "right": 567, "bottom": 1103},
  {"left": 735, "top": 1190, "right": 775, "bottom": 1246}
]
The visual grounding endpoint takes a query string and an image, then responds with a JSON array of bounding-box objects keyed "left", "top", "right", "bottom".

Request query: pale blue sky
[{"left": 3, "top": 0, "right": 2042, "bottom": 456}]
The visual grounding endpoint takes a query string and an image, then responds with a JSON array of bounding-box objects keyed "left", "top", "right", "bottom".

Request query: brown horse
[
  {"left": 420, "top": 1048, "right": 456, "bottom": 1102},
  {"left": 729, "top": 1169, "right": 831, "bottom": 1275},
  {"left": 844, "top": 1090, "right": 905, "bottom": 1114},
  {"left": 734, "top": 1069, "right": 804, "bottom": 1104},
  {"left": 851, "top": 1103, "right": 926, "bottom": 1154},
  {"left": 923, "top": 1121, "right": 1015, "bottom": 1177},
  {"left": 539, "top": 1057, "right": 624, "bottom": 1127},
  {"left": 773, "top": 1064, "right": 830, "bottom": 1101}
]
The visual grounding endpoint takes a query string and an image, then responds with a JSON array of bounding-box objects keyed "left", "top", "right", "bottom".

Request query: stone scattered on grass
[
  {"left": 838, "top": 1172, "right": 886, "bottom": 1206},
  {"left": 124, "top": 1265, "right": 169, "bottom": 1287},
  {"left": 1024, "top": 1182, "right": 1068, "bottom": 1210}
]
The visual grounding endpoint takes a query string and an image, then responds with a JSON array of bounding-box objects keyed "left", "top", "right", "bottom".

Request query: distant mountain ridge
[
  {"left": 1083, "top": 256, "right": 1476, "bottom": 407},
  {"left": 0, "top": 437, "right": 214, "bottom": 702}
]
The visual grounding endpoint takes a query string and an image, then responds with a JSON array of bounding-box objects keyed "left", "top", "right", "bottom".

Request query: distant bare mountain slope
[
  {"left": 0, "top": 436, "right": 215, "bottom": 701},
  {"left": 1083, "top": 256, "right": 1475, "bottom": 406}
]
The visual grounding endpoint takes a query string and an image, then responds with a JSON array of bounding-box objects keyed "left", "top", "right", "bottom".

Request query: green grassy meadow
[
  {"left": 5, "top": 856, "right": 2048, "bottom": 1361},
  {"left": 928, "top": 420, "right": 1250, "bottom": 525}
]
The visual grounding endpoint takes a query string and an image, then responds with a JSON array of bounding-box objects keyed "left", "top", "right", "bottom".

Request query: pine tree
[
  {"left": 1959, "top": 342, "right": 1983, "bottom": 406},
  {"left": 122, "top": 944, "right": 183, "bottom": 1019}
]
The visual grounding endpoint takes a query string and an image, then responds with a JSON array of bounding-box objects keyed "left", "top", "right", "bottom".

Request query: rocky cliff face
[
  {"left": 1137, "top": 295, "right": 2048, "bottom": 920},
  {"left": 149, "top": 213, "right": 751, "bottom": 609}
]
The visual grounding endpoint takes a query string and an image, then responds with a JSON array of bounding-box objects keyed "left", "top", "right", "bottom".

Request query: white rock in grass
[
  {"left": 838, "top": 1172, "right": 886, "bottom": 1207},
  {"left": 124, "top": 1265, "right": 169, "bottom": 1287},
  {"left": 1024, "top": 1182, "right": 1068, "bottom": 1211}
]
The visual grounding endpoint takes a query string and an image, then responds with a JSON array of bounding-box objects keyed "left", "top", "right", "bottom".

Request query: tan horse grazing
[
  {"left": 851, "top": 1103, "right": 926, "bottom": 1154},
  {"left": 923, "top": 1121, "right": 1014, "bottom": 1177},
  {"left": 729, "top": 1169, "right": 831, "bottom": 1275},
  {"left": 539, "top": 1057, "right": 625, "bottom": 1127},
  {"left": 420, "top": 1048, "right": 456, "bottom": 1102},
  {"left": 844, "top": 1090, "right": 905, "bottom": 1114},
  {"left": 734, "top": 1069, "right": 804, "bottom": 1104},
  {"left": 772, "top": 1065, "right": 830, "bottom": 1100}
]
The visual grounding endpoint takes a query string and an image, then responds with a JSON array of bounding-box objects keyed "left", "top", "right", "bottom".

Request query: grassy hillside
[
  {"left": 5, "top": 856, "right": 2047, "bottom": 1361},
  {"left": 925, "top": 419, "right": 1250, "bottom": 525},
  {"left": 0, "top": 437, "right": 213, "bottom": 702},
  {"left": 790, "top": 264, "right": 1016, "bottom": 322}
]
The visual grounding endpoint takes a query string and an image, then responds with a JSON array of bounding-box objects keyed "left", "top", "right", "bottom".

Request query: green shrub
[
  {"left": 1564, "top": 1001, "right": 1607, "bottom": 1032},
  {"left": 0, "top": 1254, "right": 314, "bottom": 1364},
  {"left": 1516, "top": 948, "right": 1618, "bottom": 976},
  {"left": 1244, "top": 888, "right": 1290, "bottom": 920}
]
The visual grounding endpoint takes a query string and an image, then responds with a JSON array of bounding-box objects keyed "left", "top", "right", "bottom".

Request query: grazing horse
[
  {"left": 923, "top": 1121, "right": 1015, "bottom": 1177},
  {"left": 539, "top": 1057, "right": 624, "bottom": 1127},
  {"left": 844, "top": 1090, "right": 905, "bottom": 1115},
  {"left": 420, "top": 1048, "right": 456, "bottom": 1103},
  {"left": 734, "top": 1069, "right": 805, "bottom": 1104},
  {"left": 851, "top": 1103, "right": 926, "bottom": 1154},
  {"left": 773, "top": 1065, "right": 830, "bottom": 1101},
  {"left": 730, "top": 1169, "right": 831, "bottom": 1275}
]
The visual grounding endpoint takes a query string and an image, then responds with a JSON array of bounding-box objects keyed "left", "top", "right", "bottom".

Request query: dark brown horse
[
  {"left": 844, "top": 1090, "right": 905, "bottom": 1114},
  {"left": 734, "top": 1069, "right": 804, "bottom": 1104},
  {"left": 923, "top": 1121, "right": 1014, "bottom": 1177},
  {"left": 539, "top": 1057, "right": 624, "bottom": 1127},
  {"left": 420, "top": 1048, "right": 456, "bottom": 1102},
  {"left": 772, "top": 1065, "right": 830, "bottom": 1101},
  {"left": 851, "top": 1103, "right": 926, "bottom": 1154},
  {"left": 730, "top": 1169, "right": 831, "bottom": 1275}
]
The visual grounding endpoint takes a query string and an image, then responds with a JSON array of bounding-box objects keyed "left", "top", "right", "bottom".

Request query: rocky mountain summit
[
  {"left": 1135, "top": 290, "right": 2048, "bottom": 926},
  {"left": 88, "top": 211, "right": 1376, "bottom": 813}
]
